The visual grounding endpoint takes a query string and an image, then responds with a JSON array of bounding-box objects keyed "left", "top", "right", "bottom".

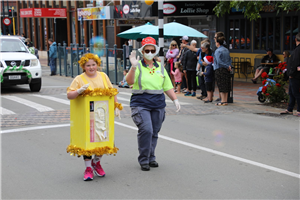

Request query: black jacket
[
  {"left": 287, "top": 44, "right": 300, "bottom": 79},
  {"left": 182, "top": 49, "right": 198, "bottom": 71},
  {"left": 261, "top": 54, "right": 279, "bottom": 63}
]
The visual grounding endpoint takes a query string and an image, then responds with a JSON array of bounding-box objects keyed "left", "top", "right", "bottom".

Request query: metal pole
[
  {"left": 158, "top": 1, "right": 164, "bottom": 67},
  {"left": 58, "top": 43, "right": 62, "bottom": 76},
  {"left": 12, "top": 6, "right": 15, "bottom": 35},
  {"left": 70, "top": 43, "right": 74, "bottom": 78},
  {"left": 54, "top": 18, "right": 56, "bottom": 42},
  {"left": 114, "top": 44, "right": 117, "bottom": 84},
  {"left": 2, "top": 1, "right": 6, "bottom": 35},
  {"left": 81, "top": 17, "right": 84, "bottom": 46},
  {"left": 63, "top": 43, "right": 67, "bottom": 76},
  {"left": 7, "top": 0, "right": 11, "bottom": 35},
  {"left": 106, "top": 44, "right": 109, "bottom": 76},
  {"left": 122, "top": 44, "right": 126, "bottom": 70}
]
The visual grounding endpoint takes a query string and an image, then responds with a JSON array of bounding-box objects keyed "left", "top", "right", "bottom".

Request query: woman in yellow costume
[{"left": 67, "top": 53, "right": 122, "bottom": 181}]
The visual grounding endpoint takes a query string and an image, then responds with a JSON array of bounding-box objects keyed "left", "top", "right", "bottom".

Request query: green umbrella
[
  {"left": 141, "top": 22, "right": 208, "bottom": 39},
  {"left": 117, "top": 22, "right": 157, "bottom": 40}
]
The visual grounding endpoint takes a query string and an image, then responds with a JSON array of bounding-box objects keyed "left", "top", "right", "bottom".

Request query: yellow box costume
[{"left": 66, "top": 71, "right": 122, "bottom": 157}]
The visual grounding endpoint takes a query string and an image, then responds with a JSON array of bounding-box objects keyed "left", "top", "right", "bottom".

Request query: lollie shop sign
[
  {"left": 20, "top": 8, "right": 67, "bottom": 18},
  {"left": 158, "top": 2, "right": 215, "bottom": 16},
  {"left": 163, "top": 3, "right": 176, "bottom": 14}
]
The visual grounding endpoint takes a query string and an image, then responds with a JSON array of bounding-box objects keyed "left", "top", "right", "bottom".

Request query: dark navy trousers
[
  {"left": 287, "top": 78, "right": 300, "bottom": 112},
  {"left": 131, "top": 107, "right": 165, "bottom": 165}
]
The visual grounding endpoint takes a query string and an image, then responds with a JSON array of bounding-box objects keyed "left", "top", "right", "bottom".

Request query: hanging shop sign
[
  {"left": 20, "top": 8, "right": 67, "bottom": 18},
  {"left": 77, "top": 6, "right": 111, "bottom": 20},
  {"left": 114, "top": 1, "right": 153, "bottom": 19},
  {"left": 152, "top": 1, "right": 216, "bottom": 16}
]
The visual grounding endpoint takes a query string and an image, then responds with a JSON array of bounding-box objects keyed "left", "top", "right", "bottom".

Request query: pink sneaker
[
  {"left": 83, "top": 167, "right": 94, "bottom": 181},
  {"left": 92, "top": 159, "right": 106, "bottom": 177}
]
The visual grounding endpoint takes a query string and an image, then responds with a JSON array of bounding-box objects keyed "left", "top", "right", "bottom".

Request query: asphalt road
[{"left": 1, "top": 74, "right": 299, "bottom": 199}]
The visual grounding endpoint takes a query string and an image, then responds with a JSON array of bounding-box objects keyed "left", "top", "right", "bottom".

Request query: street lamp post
[{"left": 158, "top": 1, "right": 164, "bottom": 67}]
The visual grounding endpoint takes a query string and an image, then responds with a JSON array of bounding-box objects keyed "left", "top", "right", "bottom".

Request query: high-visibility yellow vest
[{"left": 132, "top": 60, "right": 171, "bottom": 94}]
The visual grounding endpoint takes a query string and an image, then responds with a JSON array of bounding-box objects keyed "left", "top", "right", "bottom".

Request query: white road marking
[
  {"left": 2, "top": 121, "right": 298, "bottom": 179},
  {"left": 114, "top": 121, "right": 300, "bottom": 179},
  {"left": 1, "top": 124, "right": 69, "bottom": 134},
  {"left": 2, "top": 96, "right": 54, "bottom": 112},
  {"left": 0, "top": 107, "right": 16, "bottom": 115},
  {"left": 31, "top": 94, "right": 70, "bottom": 105}
]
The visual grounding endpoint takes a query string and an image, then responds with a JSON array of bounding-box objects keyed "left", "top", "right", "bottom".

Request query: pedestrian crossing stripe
[
  {"left": 31, "top": 94, "right": 70, "bottom": 105},
  {"left": 0, "top": 107, "right": 16, "bottom": 115},
  {"left": 2, "top": 96, "right": 54, "bottom": 112}
]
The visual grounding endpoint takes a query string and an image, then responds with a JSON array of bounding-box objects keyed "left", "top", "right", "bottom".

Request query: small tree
[{"left": 213, "top": 1, "right": 300, "bottom": 21}]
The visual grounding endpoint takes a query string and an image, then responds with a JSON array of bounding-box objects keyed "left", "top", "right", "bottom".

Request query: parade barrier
[{"left": 56, "top": 43, "right": 133, "bottom": 84}]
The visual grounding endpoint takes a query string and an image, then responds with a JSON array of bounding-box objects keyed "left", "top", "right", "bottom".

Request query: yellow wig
[{"left": 78, "top": 53, "right": 102, "bottom": 70}]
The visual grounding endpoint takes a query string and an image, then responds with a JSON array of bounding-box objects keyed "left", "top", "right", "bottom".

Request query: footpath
[{"left": 39, "top": 57, "right": 291, "bottom": 118}]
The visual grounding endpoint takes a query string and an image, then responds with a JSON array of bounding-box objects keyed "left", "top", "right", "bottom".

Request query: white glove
[
  {"left": 129, "top": 51, "right": 140, "bottom": 68},
  {"left": 77, "top": 83, "right": 89, "bottom": 94},
  {"left": 115, "top": 108, "right": 121, "bottom": 119},
  {"left": 173, "top": 99, "right": 181, "bottom": 112}
]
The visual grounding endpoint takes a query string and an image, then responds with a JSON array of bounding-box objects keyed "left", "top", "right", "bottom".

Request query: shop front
[{"left": 217, "top": 3, "right": 300, "bottom": 78}]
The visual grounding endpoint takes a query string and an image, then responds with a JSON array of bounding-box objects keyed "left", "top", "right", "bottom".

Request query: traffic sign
[{"left": 3, "top": 17, "right": 11, "bottom": 26}]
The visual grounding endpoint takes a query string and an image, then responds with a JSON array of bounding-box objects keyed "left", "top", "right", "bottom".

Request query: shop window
[
  {"left": 284, "top": 16, "right": 299, "bottom": 50},
  {"left": 254, "top": 16, "right": 281, "bottom": 51},
  {"left": 229, "top": 18, "right": 251, "bottom": 50}
]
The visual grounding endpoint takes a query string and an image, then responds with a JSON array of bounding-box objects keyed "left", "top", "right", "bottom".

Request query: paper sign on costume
[{"left": 90, "top": 101, "right": 109, "bottom": 142}]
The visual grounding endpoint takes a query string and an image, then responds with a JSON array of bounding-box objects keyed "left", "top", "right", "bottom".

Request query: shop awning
[{"left": 20, "top": 8, "right": 67, "bottom": 18}]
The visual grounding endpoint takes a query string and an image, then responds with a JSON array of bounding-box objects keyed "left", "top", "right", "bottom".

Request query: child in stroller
[{"left": 257, "top": 78, "right": 276, "bottom": 103}]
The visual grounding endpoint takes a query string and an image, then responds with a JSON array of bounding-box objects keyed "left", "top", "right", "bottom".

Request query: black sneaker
[
  {"left": 141, "top": 164, "right": 150, "bottom": 171},
  {"left": 149, "top": 161, "right": 159, "bottom": 168}
]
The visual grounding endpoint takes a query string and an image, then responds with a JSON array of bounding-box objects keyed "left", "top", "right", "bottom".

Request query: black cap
[{"left": 266, "top": 48, "right": 273, "bottom": 52}]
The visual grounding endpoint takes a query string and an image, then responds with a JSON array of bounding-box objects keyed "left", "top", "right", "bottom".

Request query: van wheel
[{"left": 30, "top": 78, "right": 42, "bottom": 92}]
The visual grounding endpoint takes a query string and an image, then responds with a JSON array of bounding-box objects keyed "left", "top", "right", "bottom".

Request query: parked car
[{"left": 0, "top": 36, "right": 42, "bottom": 92}]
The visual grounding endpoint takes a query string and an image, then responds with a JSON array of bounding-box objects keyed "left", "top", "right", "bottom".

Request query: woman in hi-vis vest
[{"left": 126, "top": 37, "right": 181, "bottom": 171}]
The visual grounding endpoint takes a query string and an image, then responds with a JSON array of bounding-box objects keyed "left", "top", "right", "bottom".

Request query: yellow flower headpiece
[{"left": 78, "top": 53, "right": 101, "bottom": 70}]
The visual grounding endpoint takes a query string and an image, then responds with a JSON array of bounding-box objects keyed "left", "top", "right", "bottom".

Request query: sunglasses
[
  {"left": 172, "top": 44, "right": 176, "bottom": 46},
  {"left": 144, "top": 49, "right": 156, "bottom": 53}
]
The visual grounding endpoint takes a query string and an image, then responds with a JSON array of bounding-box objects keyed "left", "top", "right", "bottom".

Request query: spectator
[
  {"left": 201, "top": 56, "right": 214, "bottom": 103},
  {"left": 252, "top": 48, "right": 279, "bottom": 84},
  {"left": 283, "top": 50, "right": 290, "bottom": 63},
  {"left": 196, "top": 40, "right": 214, "bottom": 100},
  {"left": 182, "top": 40, "right": 198, "bottom": 97},
  {"left": 118, "top": 69, "right": 129, "bottom": 88},
  {"left": 280, "top": 33, "right": 300, "bottom": 116},
  {"left": 166, "top": 40, "right": 179, "bottom": 90},
  {"left": 48, "top": 38, "right": 57, "bottom": 76},
  {"left": 171, "top": 62, "right": 183, "bottom": 94},
  {"left": 179, "top": 36, "right": 189, "bottom": 92},
  {"left": 213, "top": 32, "right": 232, "bottom": 106},
  {"left": 21, "top": 33, "right": 26, "bottom": 37}
]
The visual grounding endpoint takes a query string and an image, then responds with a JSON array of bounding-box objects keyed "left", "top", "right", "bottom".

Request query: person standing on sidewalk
[
  {"left": 126, "top": 37, "right": 180, "bottom": 171},
  {"left": 280, "top": 33, "right": 300, "bottom": 116},
  {"left": 48, "top": 38, "right": 57, "bottom": 76},
  {"left": 182, "top": 40, "right": 198, "bottom": 97},
  {"left": 179, "top": 36, "right": 190, "bottom": 92},
  {"left": 213, "top": 32, "right": 232, "bottom": 106}
]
